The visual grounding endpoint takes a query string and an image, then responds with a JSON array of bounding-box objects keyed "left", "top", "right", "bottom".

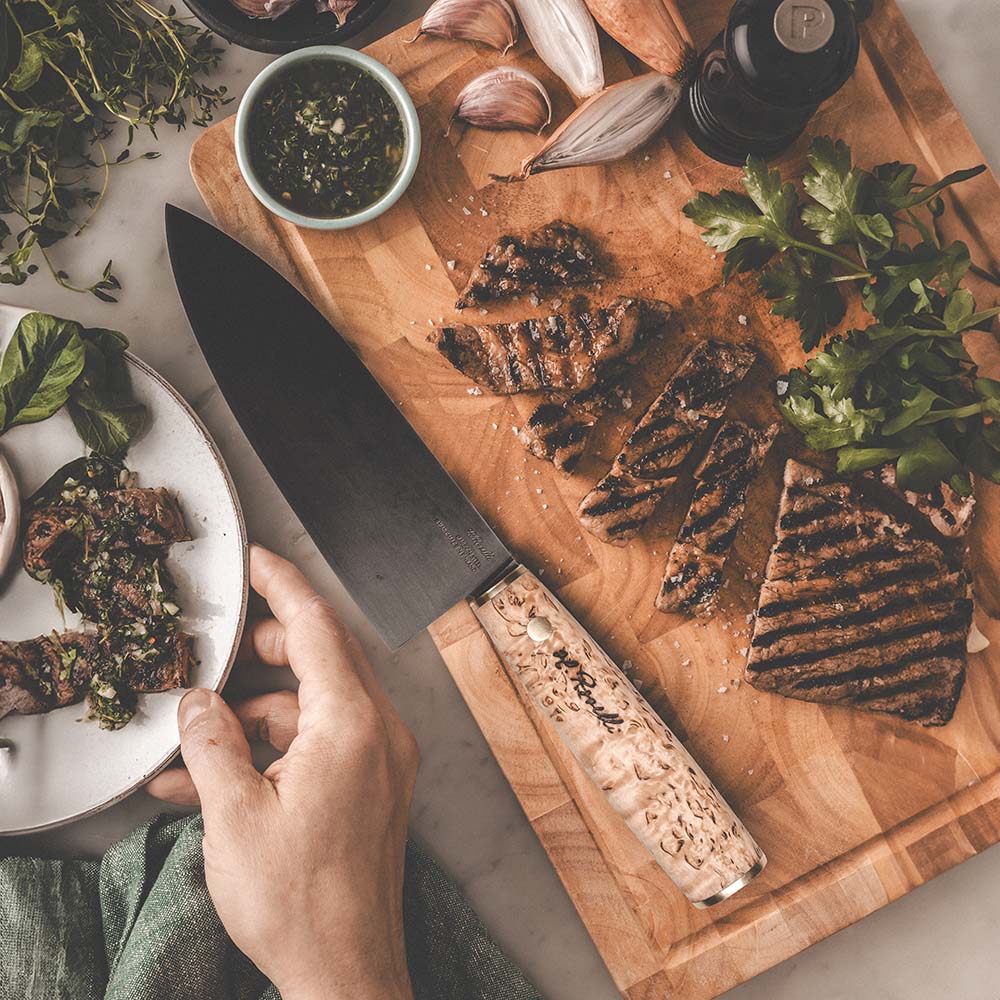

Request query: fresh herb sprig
[
  {"left": 0, "top": 0, "right": 228, "bottom": 298},
  {"left": 684, "top": 137, "right": 994, "bottom": 350},
  {"left": 684, "top": 137, "right": 1000, "bottom": 495},
  {"left": 0, "top": 310, "right": 146, "bottom": 454}
]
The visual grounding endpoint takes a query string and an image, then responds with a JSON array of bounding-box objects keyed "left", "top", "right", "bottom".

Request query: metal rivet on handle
[{"left": 527, "top": 616, "right": 553, "bottom": 642}]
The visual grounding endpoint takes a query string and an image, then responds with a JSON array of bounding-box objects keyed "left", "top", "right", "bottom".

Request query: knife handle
[{"left": 470, "top": 565, "right": 765, "bottom": 907}]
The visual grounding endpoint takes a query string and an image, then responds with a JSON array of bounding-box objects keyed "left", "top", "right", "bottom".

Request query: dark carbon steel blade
[{"left": 165, "top": 205, "right": 514, "bottom": 649}]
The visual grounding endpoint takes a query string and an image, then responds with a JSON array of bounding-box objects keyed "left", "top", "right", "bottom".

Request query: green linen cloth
[{"left": 0, "top": 813, "right": 542, "bottom": 1000}]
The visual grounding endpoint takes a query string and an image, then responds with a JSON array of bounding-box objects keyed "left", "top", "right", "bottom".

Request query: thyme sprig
[{"left": 0, "top": 0, "right": 229, "bottom": 298}]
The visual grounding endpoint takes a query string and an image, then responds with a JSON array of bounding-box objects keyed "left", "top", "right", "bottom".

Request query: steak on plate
[
  {"left": 745, "top": 459, "right": 971, "bottom": 726},
  {"left": 578, "top": 340, "right": 757, "bottom": 543},
  {"left": 455, "top": 220, "right": 601, "bottom": 310},
  {"left": 656, "top": 420, "right": 778, "bottom": 617}
]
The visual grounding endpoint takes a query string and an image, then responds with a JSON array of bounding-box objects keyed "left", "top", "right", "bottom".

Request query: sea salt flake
[
  {"left": 462, "top": 207, "right": 472, "bottom": 216},
  {"left": 491, "top": 422, "right": 498, "bottom": 430},
  {"left": 424, "top": 264, "right": 432, "bottom": 271},
  {"left": 722, "top": 734, "right": 730, "bottom": 742},
  {"left": 542, "top": 503, "right": 549, "bottom": 510},
  {"left": 662, "top": 170, "right": 672, "bottom": 179},
  {"left": 466, "top": 387, "right": 483, "bottom": 396},
  {"left": 446, "top": 260, "right": 457, "bottom": 270},
  {"left": 718, "top": 685, "right": 728, "bottom": 694},
  {"left": 737, "top": 314, "right": 748, "bottom": 326}
]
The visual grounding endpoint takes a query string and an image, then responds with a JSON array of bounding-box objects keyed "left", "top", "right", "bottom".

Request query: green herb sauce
[{"left": 249, "top": 61, "right": 406, "bottom": 219}]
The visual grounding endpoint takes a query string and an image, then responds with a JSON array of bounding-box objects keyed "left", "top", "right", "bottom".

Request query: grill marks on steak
[
  {"left": 455, "top": 220, "right": 600, "bottom": 310},
  {"left": 0, "top": 630, "right": 191, "bottom": 720},
  {"left": 656, "top": 421, "right": 778, "bottom": 617},
  {"left": 746, "top": 460, "right": 971, "bottom": 726},
  {"left": 436, "top": 296, "right": 649, "bottom": 395},
  {"left": 578, "top": 340, "right": 757, "bottom": 544},
  {"left": 517, "top": 378, "right": 615, "bottom": 472}
]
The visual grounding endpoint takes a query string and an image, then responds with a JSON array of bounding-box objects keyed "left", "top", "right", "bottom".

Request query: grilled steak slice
[
  {"left": 0, "top": 628, "right": 191, "bottom": 721},
  {"left": 0, "top": 632, "right": 99, "bottom": 717},
  {"left": 23, "top": 488, "right": 188, "bottom": 579},
  {"left": 455, "top": 220, "right": 600, "bottom": 310},
  {"left": 868, "top": 464, "right": 975, "bottom": 540},
  {"left": 436, "top": 296, "right": 654, "bottom": 394},
  {"left": 578, "top": 340, "right": 757, "bottom": 544},
  {"left": 657, "top": 421, "right": 778, "bottom": 617},
  {"left": 745, "top": 459, "right": 971, "bottom": 726},
  {"left": 517, "top": 379, "right": 616, "bottom": 471}
]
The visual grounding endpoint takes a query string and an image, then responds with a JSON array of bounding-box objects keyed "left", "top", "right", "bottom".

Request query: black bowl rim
[{"left": 184, "top": 0, "right": 391, "bottom": 54}]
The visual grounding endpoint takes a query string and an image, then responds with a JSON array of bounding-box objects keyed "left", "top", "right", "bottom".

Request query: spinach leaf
[{"left": 0, "top": 312, "right": 85, "bottom": 431}]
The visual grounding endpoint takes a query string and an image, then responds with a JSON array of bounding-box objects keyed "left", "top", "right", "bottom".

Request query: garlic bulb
[
  {"left": 227, "top": 0, "right": 299, "bottom": 18},
  {"left": 449, "top": 68, "right": 552, "bottom": 135},
  {"left": 968, "top": 620, "right": 991, "bottom": 654},
  {"left": 316, "top": 0, "right": 359, "bottom": 24},
  {"left": 494, "top": 72, "right": 681, "bottom": 182},
  {"left": 513, "top": 0, "right": 604, "bottom": 100},
  {"left": 408, "top": 0, "right": 519, "bottom": 53}
]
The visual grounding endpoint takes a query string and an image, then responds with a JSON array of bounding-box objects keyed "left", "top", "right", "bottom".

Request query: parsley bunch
[
  {"left": 684, "top": 137, "right": 1000, "bottom": 495},
  {"left": 0, "top": 0, "right": 228, "bottom": 298}
]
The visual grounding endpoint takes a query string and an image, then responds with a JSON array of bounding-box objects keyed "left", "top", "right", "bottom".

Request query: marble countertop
[{"left": 3, "top": 2, "right": 1000, "bottom": 998}]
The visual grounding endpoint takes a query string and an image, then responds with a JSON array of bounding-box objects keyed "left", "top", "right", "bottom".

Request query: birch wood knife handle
[{"left": 471, "top": 565, "right": 765, "bottom": 907}]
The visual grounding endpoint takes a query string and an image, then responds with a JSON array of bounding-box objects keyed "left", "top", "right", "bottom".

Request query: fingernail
[{"left": 178, "top": 689, "right": 214, "bottom": 732}]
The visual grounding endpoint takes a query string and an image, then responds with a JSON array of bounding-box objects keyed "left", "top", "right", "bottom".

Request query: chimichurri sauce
[{"left": 249, "top": 60, "right": 405, "bottom": 219}]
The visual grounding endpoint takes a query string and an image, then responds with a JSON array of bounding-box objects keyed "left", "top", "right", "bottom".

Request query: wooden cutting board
[{"left": 189, "top": 4, "right": 1000, "bottom": 996}]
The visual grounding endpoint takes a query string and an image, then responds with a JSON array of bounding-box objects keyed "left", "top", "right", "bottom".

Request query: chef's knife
[{"left": 165, "top": 205, "right": 765, "bottom": 907}]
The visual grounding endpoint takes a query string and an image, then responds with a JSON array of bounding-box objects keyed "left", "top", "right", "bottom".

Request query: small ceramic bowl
[{"left": 234, "top": 46, "right": 421, "bottom": 231}]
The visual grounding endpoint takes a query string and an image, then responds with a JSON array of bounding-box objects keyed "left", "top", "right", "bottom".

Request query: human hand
[{"left": 146, "top": 544, "right": 418, "bottom": 1000}]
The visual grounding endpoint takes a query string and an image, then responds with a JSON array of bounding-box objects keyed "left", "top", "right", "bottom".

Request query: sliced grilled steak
[
  {"left": 578, "top": 340, "right": 757, "bottom": 544},
  {"left": 23, "top": 488, "right": 188, "bottom": 579},
  {"left": 745, "top": 459, "right": 971, "bottom": 726},
  {"left": 657, "top": 421, "right": 778, "bottom": 617},
  {"left": 517, "top": 379, "right": 615, "bottom": 472},
  {"left": 455, "top": 220, "right": 600, "bottom": 310},
  {"left": 436, "top": 296, "right": 653, "bottom": 394},
  {"left": 0, "top": 628, "right": 190, "bottom": 721},
  {"left": 868, "top": 464, "right": 975, "bottom": 540}
]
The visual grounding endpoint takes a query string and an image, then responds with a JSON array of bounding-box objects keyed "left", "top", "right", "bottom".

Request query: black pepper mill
[{"left": 684, "top": 0, "right": 860, "bottom": 166}]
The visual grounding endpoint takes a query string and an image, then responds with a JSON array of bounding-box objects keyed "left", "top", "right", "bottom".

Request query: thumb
[{"left": 178, "top": 689, "right": 265, "bottom": 824}]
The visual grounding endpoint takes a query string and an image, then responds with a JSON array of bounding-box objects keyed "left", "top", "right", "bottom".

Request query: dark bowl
[{"left": 184, "top": 0, "right": 391, "bottom": 54}]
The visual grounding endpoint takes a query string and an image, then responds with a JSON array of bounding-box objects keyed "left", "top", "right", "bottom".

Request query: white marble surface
[{"left": 2, "top": 2, "right": 999, "bottom": 998}]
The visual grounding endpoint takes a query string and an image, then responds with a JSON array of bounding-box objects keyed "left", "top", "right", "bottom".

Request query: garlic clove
[
  {"left": 227, "top": 0, "right": 300, "bottom": 18},
  {"left": 493, "top": 72, "right": 681, "bottom": 182},
  {"left": 315, "top": 0, "right": 359, "bottom": 24},
  {"left": 449, "top": 68, "right": 552, "bottom": 136},
  {"left": 408, "top": 0, "right": 519, "bottom": 54}
]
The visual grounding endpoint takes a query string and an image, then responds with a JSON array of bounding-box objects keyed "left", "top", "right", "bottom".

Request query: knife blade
[{"left": 165, "top": 205, "right": 765, "bottom": 907}]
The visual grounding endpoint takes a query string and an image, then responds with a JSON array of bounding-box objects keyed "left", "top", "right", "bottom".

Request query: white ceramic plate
[{"left": 0, "top": 304, "right": 247, "bottom": 834}]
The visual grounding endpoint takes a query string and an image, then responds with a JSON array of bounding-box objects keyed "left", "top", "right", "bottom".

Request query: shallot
[
  {"left": 494, "top": 72, "right": 681, "bottom": 182},
  {"left": 512, "top": 0, "right": 604, "bottom": 100},
  {"left": 584, "top": 0, "right": 696, "bottom": 82}
]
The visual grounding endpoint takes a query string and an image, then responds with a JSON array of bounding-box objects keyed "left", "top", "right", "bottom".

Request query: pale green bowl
[{"left": 234, "top": 45, "right": 421, "bottom": 231}]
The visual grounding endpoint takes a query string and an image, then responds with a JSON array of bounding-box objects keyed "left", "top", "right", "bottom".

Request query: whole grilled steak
[
  {"left": 578, "top": 340, "right": 757, "bottom": 544},
  {"left": 455, "top": 220, "right": 600, "bottom": 310},
  {"left": 435, "top": 296, "right": 656, "bottom": 395},
  {"left": 657, "top": 421, "right": 778, "bottom": 617},
  {"left": 746, "top": 460, "right": 971, "bottom": 726}
]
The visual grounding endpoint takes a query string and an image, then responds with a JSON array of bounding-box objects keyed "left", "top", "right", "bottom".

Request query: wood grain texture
[{"left": 188, "top": 2, "right": 1000, "bottom": 995}]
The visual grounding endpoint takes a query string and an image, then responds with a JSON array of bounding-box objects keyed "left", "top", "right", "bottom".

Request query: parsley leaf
[
  {"left": 801, "top": 137, "right": 894, "bottom": 249},
  {"left": 759, "top": 251, "right": 845, "bottom": 352}
]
